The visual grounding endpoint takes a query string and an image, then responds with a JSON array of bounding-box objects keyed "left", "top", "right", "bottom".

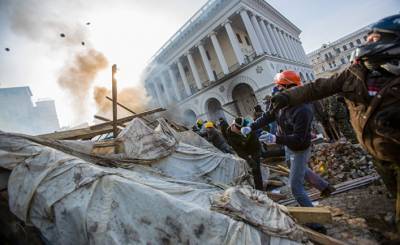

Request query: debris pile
[{"left": 310, "top": 142, "right": 377, "bottom": 184}]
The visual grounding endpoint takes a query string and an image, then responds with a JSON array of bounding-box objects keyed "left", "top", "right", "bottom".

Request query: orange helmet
[{"left": 274, "top": 70, "right": 302, "bottom": 86}]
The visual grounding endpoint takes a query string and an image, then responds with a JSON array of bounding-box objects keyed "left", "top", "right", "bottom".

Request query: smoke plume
[
  {"left": 93, "top": 85, "right": 150, "bottom": 119},
  {"left": 57, "top": 49, "right": 108, "bottom": 119}
]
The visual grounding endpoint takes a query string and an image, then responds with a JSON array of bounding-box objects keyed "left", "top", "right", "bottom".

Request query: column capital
[
  {"left": 208, "top": 31, "right": 217, "bottom": 37},
  {"left": 236, "top": 7, "right": 249, "bottom": 14},
  {"left": 222, "top": 19, "right": 232, "bottom": 26}
]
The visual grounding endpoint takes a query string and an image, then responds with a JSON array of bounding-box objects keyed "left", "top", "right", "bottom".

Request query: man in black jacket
[
  {"left": 205, "top": 121, "right": 234, "bottom": 154},
  {"left": 225, "top": 117, "right": 263, "bottom": 190},
  {"left": 243, "top": 70, "right": 334, "bottom": 233}
]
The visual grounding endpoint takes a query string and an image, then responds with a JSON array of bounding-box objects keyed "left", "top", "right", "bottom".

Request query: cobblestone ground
[{"left": 318, "top": 180, "right": 399, "bottom": 244}]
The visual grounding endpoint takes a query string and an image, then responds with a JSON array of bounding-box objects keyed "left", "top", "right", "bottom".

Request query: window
[
  {"left": 341, "top": 58, "right": 346, "bottom": 64},
  {"left": 184, "top": 66, "right": 189, "bottom": 74},
  {"left": 324, "top": 54, "right": 329, "bottom": 60},
  {"left": 349, "top": 42, "right": 354, "bottom": 48},
  {"left": 343, "top": 45, "right": 348, "bottom": 51},
  {"left": 332, "top": 61, "right": 336, "bottom": 67},
  {"left": 363, "top": 35, "right": 367, "bottom": 41},
  {"left": 347, "top": 55, "right": 351, "bottom": 61},
  {"left": 244, "top": 36, "right": 251, "bottom": 46},
  {"left": 236, "top": 33, "right": 242, "bottom": 44},
  {"left": 206, "top": 50, "right": 211, "bottom": 60},
  {"left": 356, "top": 39, "right": 361, "bottom": 45},
  {"left": 328, "top": 63, "right": 332, "bottom": 68},
  {"left": 328, "top": 52, "right": 333, "bottom": 58}
]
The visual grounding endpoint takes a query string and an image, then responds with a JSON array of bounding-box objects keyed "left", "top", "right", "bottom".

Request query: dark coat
[
  {"left": 225, "top": 126, "right": 260, "bottom": 158},
  {"left": 251, "top": 104, "right": 314, "bottom": 151},
  {"left": 206, "top": 128, "right": 232, "bottom": 153},
  {"left": 283, "top": 64, "right": 400, "bottom": 163}
]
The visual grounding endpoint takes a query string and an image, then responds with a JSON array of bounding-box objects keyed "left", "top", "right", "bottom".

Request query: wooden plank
[
  {"left": 287, "top": 207, "right": 332, "bottom": 224},
  {"left": 299, "top": 226, "right": 346, "bottom": 245},
  {"left": 39, "top": 108, "right": 165, "bottom": 140},
  {"left": 89, "top": 108, "right": 165, "bottom": 130},
  {"left": 111, "top": 64, "right": 118, "bottom": 140},
  {"left": 266, "top": 180, "right": 284, "bottom": 187},
  {"left": 277, "top": 164, "right": 290, "bottom": 173}
]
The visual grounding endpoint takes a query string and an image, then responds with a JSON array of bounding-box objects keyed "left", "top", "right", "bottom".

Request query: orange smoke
[
  {"left": 93, "top": 85, "right": 150, "bottom": 118},
  {"left": 57, "top": 49, "right": 108, "bottom": 121}
]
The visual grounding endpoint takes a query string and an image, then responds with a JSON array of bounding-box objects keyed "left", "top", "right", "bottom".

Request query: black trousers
[{"left": 244, "top": 153, "right": 263, "bottom": 191}]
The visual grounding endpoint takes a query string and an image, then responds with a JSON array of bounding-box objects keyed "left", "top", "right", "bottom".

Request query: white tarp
[{"left": 0, "top": 119, "right": 309, "bottom": 245}]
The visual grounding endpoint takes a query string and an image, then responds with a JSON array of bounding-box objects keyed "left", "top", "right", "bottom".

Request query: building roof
[
  {"left": 0, "top": 86, "right": 33, "bottom": 96},
  {"left": 307, "top": 25, "right": 370, "bottom": 57}
]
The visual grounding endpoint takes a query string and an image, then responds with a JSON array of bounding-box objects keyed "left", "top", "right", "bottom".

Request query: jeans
[{"left": 285, "top": 146, "right": 329, "bottom": 207}]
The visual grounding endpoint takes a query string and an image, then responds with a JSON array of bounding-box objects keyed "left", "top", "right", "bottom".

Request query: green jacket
[{"left": 283, "top": 64, "right": 400, "bottom": 163}]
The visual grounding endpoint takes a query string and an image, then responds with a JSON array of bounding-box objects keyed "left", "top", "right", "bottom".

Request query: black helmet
[{"left": 355, "top": 14, "right": 400, "bottom": 75}]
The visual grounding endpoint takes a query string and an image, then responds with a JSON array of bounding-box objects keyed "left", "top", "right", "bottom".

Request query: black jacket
[
  {"left": 251, "top": 104, "right": 314, "bottom": 151},
  {"left": 226, "top": 126, "right": 261, "bottom": 158}
]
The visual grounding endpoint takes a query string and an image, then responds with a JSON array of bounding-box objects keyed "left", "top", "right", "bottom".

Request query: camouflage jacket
[{"left": 283, "top": 64, "right": 400, "bottom": 163}]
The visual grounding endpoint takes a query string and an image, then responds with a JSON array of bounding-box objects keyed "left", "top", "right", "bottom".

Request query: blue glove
[
  {"left": 259, "top": 132, "right": 276, "bottom": 144},
  {"left": 240, "top": 126, "right": 252, "bottom": 137}
]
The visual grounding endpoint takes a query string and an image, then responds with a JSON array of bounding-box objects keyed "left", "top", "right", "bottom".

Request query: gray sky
[{"left": 0, "top": 0, "right": 399, "bottom": 127}]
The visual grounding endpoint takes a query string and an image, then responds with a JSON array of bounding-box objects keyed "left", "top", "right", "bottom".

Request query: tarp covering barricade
[{"left": 0, "top": 118, "right": 309, "bottom": 245}]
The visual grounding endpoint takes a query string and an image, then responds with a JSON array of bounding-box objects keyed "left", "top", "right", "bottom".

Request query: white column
[
  {"left": 265, "top": 21, "right": 282, "bottom": 57},
  {"left": 298, "top": 41, "right": 309, "bottom": 64},
  {"left": 282, "top": 31, "right": 296, "bottom": 61},
  {"left": 259, "top": 19, "right": 276, "bottom": 55},
  {"left": 210, "top": 32, "right": 229, "bottom": 75},
  {"left": 160, "top": 74, "right": 173, "bottom": 103},
  {"left": 186, "top": 52, "right": 203, "bottom": 90},
  {"left": 177, "top": 61, "right": 192, "bottom": 96},
  {"left": 168, "top": 68, "right": 182, "bottom": 101},
  {"left": 295, "top": 39, "right": 307, "bottom": 63},
  {"left": 239, "top": 9, "right": 263, "bottom": 55},
  {"left": 289, "top": 35, "right": 302, "bottom": 62},
  {"left": 224, "top": 20, "right": 245, "bottom": 65},
  {"left": 274, "top": 25, "right": 288, "bottom": 59},
  {"left": 197, "top": 42, "right": 215, "bottom": 82},
  {"left": 276, "top": 27, "right": 290, "bottom": 59},
  {"left": 250, "top": 13, "right": 269, "bottom": 54},
  {"left": 152, "top": 81, "right": 165, "bottom": 107}
]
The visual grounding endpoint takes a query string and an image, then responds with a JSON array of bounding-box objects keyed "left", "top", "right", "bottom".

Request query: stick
[
  {"left": 40, "top": 108, "right": 166, "bottom": 140},
  {"left": 105, "top": 95, "right": 152, "bottom": 123},
  {"left": 94, "top": 115, "right": 125, "bottom": 128},
  {"left": 112, "top": 64, "right": 118, "bottom": 142}
]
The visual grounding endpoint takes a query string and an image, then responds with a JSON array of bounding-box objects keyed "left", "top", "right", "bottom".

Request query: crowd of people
[{"left": 191, "top": 14, "right": 400, "bottom": 233}]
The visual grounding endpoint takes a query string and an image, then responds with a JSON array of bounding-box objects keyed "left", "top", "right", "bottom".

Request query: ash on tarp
[{"left": 310, "top": 142, "right": 377, "bottom": 184}]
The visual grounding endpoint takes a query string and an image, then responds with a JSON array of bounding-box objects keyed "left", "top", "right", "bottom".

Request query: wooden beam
[
  {"left": 39, "top": 108, "right": 166, "bottom": 140},
  {"left": 287, "top": 207, "right": 332, "bottom": 224},
  {"left": 89, "top": 108, "right": 165, "bottom": 130},
  {"left": 111, "top": 64, "right": 118, "bottom": 140},
  {"left": 106, "top": 96, "right": 135, "bottom": 114},
  {"left": 94, "top": 115, "right": 125, "bottom": 128},
  {"left": 299, "top": 226, "right": 346, "bottom": 245}
]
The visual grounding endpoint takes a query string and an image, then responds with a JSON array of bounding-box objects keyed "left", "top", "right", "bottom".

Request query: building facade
[
  {"left": 0, "top": 86, "right": 60, "bottom": 135},
  {"left": 143, "top": 0, "right": 315, "bottom": 126},
  {"left": 307, "top": 26, "right": 370, "bottom": 79}
]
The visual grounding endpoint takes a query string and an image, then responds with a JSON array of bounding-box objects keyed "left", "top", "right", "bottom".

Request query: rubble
[{"left": 310, "top": 141, "right": 377, "bottom": 184}]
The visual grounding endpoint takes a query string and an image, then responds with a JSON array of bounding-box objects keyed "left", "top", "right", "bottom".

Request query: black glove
[
  {"left": 271, "top": 93, "right": 289, "bottom": 111},
  {"left": 375, "top": 107, "right": 400, "bottom": 130}
]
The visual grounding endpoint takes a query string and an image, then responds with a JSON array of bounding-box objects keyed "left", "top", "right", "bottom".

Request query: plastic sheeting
[{"left": 0, "top": 119, "right": 308, "bottom": 245}]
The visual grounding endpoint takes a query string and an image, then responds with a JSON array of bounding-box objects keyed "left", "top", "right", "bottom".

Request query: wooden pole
[
  {"left": 112, "top": 64, "right": 118, "bottom": 140},
  {"left": 106, "top": 95, "right": 136, "bottom": 114},
  {"left": 105, "top": 95, "right": 152, "bottom": 123}
]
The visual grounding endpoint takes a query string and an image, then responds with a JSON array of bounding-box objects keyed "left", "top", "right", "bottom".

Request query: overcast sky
[{"left": 0, "top": 0, "right": 399, "bottom": 127}]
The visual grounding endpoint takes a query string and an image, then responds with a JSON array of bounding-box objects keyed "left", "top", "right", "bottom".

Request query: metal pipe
[{"left": 112, "top": 64, "right": 118, "bottom": 142}]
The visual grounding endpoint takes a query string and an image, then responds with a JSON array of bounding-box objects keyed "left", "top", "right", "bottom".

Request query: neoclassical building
[
  {"left": 143, "top": 0, "right": 315, "bottom": 126},
  {"left": 307, "top": 26, "right": 369, "bottom": 79}
]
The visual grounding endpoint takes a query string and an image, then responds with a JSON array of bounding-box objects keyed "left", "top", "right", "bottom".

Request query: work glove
[
  {"left": 240, "top": 126, "right": 252, "bottom": 137},
  {"left": 271, "top": 93, "right": 290, "bottom": 110},
  {"left": 259, "top": 132, "right": 276, "bottom": 144}
]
